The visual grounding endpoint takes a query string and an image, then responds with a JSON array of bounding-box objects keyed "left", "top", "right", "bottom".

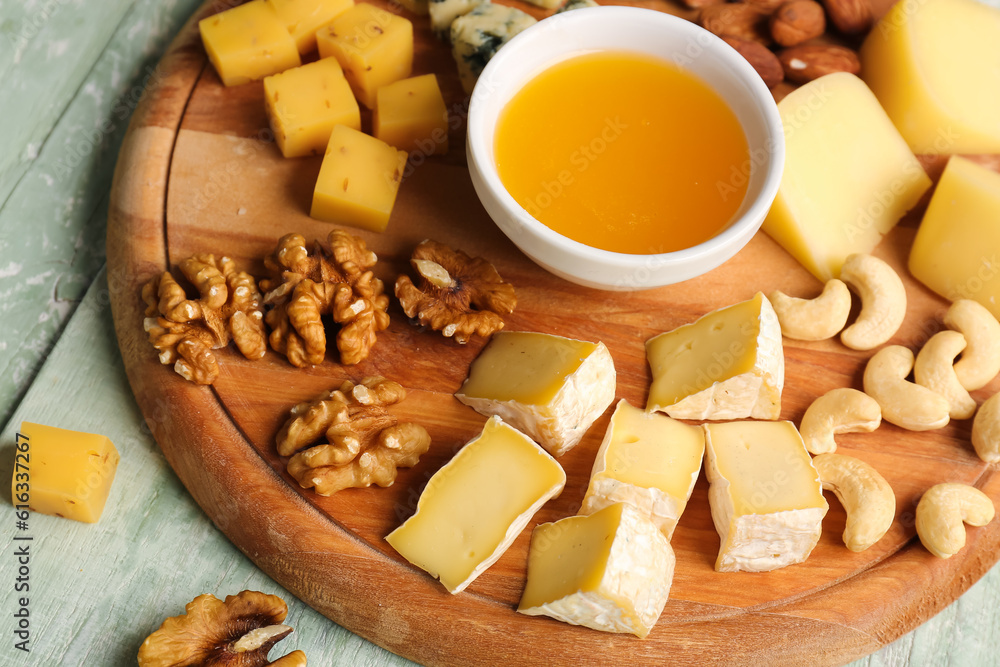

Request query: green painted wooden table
[{"left": 1, "top": 1, "right": 999, "bottom": 665}]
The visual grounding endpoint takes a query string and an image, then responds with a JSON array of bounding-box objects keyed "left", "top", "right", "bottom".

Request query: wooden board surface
[{"left": 106, "top": 1, "right": 1000, "bottom": 665}]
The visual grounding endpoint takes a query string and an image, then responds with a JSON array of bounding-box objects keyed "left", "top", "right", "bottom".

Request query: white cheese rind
[
  {"left": 455, "top": 341, "right": 616, "bottom": 457},
  {"left": 518, "top": 504, "right": 675, "bottom": 637},
  {"left": 581, "top": 478, "right": 686, "bottom": 540}
]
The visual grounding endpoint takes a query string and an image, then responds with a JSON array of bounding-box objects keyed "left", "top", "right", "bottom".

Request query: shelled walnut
[
  {"left": 137, "top": 590, "right": 306, "bottom": 666},
  {"left": 260, "top": 230, "right": 390, "bottom": 367},
  {"left": 277, "top": 377, "right": 431, "bottom": 496},
  {"left": 142, "top": 254, "right": 266, "bottom": 385},
  {"left": 395, "top": 239, "right": 516, "bottom": 344}
]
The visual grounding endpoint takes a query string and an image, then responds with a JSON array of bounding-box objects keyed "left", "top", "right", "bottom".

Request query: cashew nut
[
  {"left": 915, "top": 483, "right": 995, "bottom": 558},
  {"left": 944, "top": 299, "right": 1000, "bottom": 391},
  {"left": 972, "top": 392, "right": 1000, "bottom": 463},
  {"left": 914, "top": 331, "right": 977, "bottom": 420},
  {"left": 800, "top": 388, "right": 881, "bottom": 454},
  {"left": 813, "top": 453, "right": 895, "bottom": 552},
  {"left": 769, "top": 280, "right": 852, "bottom": 341},
  {"left": 863, "top": 345, "right": 950, "bottom": 431},
  {"left": 839, "top": 254, "right": 907, "bottom": 351}
]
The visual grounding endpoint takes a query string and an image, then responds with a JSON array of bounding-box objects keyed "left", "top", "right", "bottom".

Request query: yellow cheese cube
[
  {"left": 264, "top": 58, "right": 360, "bottom": 158},
  {"left": 198, "top": 0, "right": 301, "bottom": 87},
  {"left": 266, "top": 0, "right": 354, "bottom": 54},
  {"left": 518, "top": 503, "right": 675, "bottom": 638},
  {"left": 311, "top": 124, "right": 407, "bottom": 231},
  {"left": 12, "top": 422, "right": 119, "bottom": 523},
  {"left": 580, "top": 400, "right": 705, "bottom": 540},
  {"left": 860, "top": 0, "right": 1000, "bottom": 154},
  {"left": 316, "top": 3, "right": 414, "bottom": 108},
  {"left": 761, "top": 73, "right": 931, "bottom": 282},
  {"left": 373, "top": 74, "right": 449, "bottom": 155},
  {"left": 386, "top": 417, "right": 566, "bottom": 594},
  {"left": 909, "top": 157, "right": 1000, "bottom": 320}
]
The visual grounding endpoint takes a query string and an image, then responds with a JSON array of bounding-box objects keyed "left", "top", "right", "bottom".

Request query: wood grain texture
[{"left": 106, "top": 1, "right": 1000, "bottom": 665}]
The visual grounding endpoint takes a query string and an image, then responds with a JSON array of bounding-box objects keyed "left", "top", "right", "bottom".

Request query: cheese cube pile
[
  {"left": 374, "top": 74, "right": 449, "bottom": 155},
  {"left": 311, "top": 124, "right": 408, "bottom": 231},
  {"left": 266, "top": 0, "right": 354, "bottom": 54},
  {"left": 264, "top": 58, "right": 360, "bottom": 158},
  {"left": 317, "top": 3, "right": 414, "bottom": 108},
  {"left": 13, "top": 422, "right": 120, "bottom": 523},
  {"left": 198, "top": 0, "right": 301, "bottom": 86}
]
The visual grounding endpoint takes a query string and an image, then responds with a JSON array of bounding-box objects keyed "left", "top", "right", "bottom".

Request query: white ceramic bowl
[{"left": 466, "top": 6, "right": 785, "bottom": 291}]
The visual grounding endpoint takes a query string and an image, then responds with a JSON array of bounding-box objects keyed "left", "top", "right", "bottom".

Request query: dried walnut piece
[
  {"left": 137, "top": 590, "right": 306, "bottom": 667},
  {"left": 260, "top": 230, "right": 390, "bottom": 367},
  {"left": 278, "top": 377, "right": 431, "bottom": 496},
  {"left": 395, "top": 240, "right": 516, "bottom": 344},
  {"left": 142, "top": 255, "right": 267, "bottom": 385}
]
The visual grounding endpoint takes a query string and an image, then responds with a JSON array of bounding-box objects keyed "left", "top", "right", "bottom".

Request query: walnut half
[
  {"left": 395, "top": 240, "right": 516, "bottom": 344},
  {"left": 277, "top": 377, "right": 431, "bottom": 496},
  {"left": 142, "top": 255, "right": 267, "bottom": 385},
  {"left": 137, "top": 590, "right": 306, "bottom": 666}
]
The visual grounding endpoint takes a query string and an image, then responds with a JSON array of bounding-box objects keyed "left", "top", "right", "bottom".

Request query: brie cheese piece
[
  {"left": 518, "top": 503, "right": 674, "bottom": 638},
  {"left": 455, "top": 331, "right": 616, "bottom": 457},
  {"left": 580, "top": 400, "right": 704, "bottom": 540},
  {"left": 646, "top": 292, "right": 784, "bottom": 420},
  {"left": 703, "top": 420, "right": 828, "bottom": 572},
  {"left": 385, "top": 417, "right": 565, "bottom": 593}
]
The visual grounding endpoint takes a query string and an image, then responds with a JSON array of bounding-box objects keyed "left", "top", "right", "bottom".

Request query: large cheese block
[
  {"left": 455, "top": 331, "right": 616, "bottom": 457},
  {"left": 13, "top": 422, "right": 120, "bottom": 523},
  {"left": 518, "top": 502, "right": 675, "bottom": 638},
  {"left": 385, "top": 417, "right": 565, "bottom": 594},
  {"left": 909, "top": 156, "right": 1000, "bottom": 320},
  {"left": 645, "top": 292, "right": 783, "bottom": 420},
  {"left": 761, "top": 73, "right": 931, "bottom": 281},
  {"left": 580, "top": 400, "right": 705, "bottom": 540},
  {"left": 860, "top": 0, "right": 1000, "bottom": 154},
  {"left": 703, "top": 420, "right": 828, "bottom": 572}
]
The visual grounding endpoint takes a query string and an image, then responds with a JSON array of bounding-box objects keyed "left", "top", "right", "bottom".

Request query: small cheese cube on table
[
  {"left": 761, "top": 73, "right": 931, "bottom": 282},
  {"left": 316, "top": 3, "right": 413, "bottom": 108},
  {"left": 264, "top": 58, "right": 360, "bottom": 158},
  {"left": 580, "top": 400, "right": 705, "bottom": 540},
  {"left": 909, "top": 156, "right": 1000, "bottom": 320},
  {"left": 311, "top": 124, "right": 408, "bottom": 231},
  {"left": 646, "top": 292, "right": 783, "bottom": 421},
  {"left": 13, "top": 422, "right": 120, "bottom": 523},
  {"left": 703, "top": 420, "right": 828, "bottom": 573},
  {"left": 450, "top": 3, "right": 537, "bottom": 94},
  {"left": 455, "top": 331, "right": 617, "bottom": 457},
  {"left": 266, "top": 0, "right": 354, "bottom": 54},
  {"left": 860, "top": 0, "right": 1000, "bottom": 154},
  {"left": 373, "top": 74, "right": 449, "bottom": 155},
  {"left": 518, "top": 503, "right": 675, "bottom": 638},
  {"left": 198, "top": 0, "right": 301, "bottom": 86},
  {"left": 385, "top": 417, "right": 566, "bottom": 594}
]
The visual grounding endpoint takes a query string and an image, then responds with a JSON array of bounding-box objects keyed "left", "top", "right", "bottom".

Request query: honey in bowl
[{"left": 494, "top": 50, "right": 750, "bottom": 255}]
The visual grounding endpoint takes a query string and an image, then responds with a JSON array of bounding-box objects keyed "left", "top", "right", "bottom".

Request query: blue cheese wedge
[
  {"left": 518, "top": 503, "right": 675, "bottom": 638},
  {"left": 580, "top": 400, "right": 705, "bottom": 540},
  {"left": 455, "top": 331, "right": 616, "bottom": 457},
  {"left": 556, "top": 0, "right": 599, "bottom": 11},
  {"left": 450, "top": 2, "right": 537, "bottom": 93},
  {"left": 646, "top": 292, "right": 784, "bottom": 420},
  {"left": 429, "top": 0, "right": 486, "bottom": 39},
  {"left": 703, "top": 420, "right": 828, "bottom": 572}
]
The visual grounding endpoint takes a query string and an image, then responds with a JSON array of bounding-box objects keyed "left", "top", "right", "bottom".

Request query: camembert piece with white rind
[
  {"left": 518, "top": 503, "right": 674, "bottom": 638},
  {"left": 385, "top": 417, "right": 565, "bottom": 594},
  {"left": 761, "top": 73, "right": 931, "bottom": 281},
  {"left": 580, "top": 400, "right": 704, "bottom": 540},
  {"left": 455, "top": 331, "right": 616, "bottom": 457},
  {"left": 860, "top": 0, "right": 1000, "bottom": 154},
  {"left": 645, "top": 292, "right": 783, "bottom": 421},
  {"left": 703, "top": 420, "right": 828, "bottom": 573}
]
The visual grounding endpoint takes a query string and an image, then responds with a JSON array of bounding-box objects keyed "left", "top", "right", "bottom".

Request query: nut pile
[{"left": 689, "top": 0, "right": 868, "bottom": 89}]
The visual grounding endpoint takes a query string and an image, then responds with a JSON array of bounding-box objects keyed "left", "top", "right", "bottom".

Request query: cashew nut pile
[{"left": 915, "top": 483, "right": 995, "bottom": 559}]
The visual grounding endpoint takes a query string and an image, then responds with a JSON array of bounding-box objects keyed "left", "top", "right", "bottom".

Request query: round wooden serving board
[{"left": 107, "top": 1, "right": 1000, "bottom": 665}]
